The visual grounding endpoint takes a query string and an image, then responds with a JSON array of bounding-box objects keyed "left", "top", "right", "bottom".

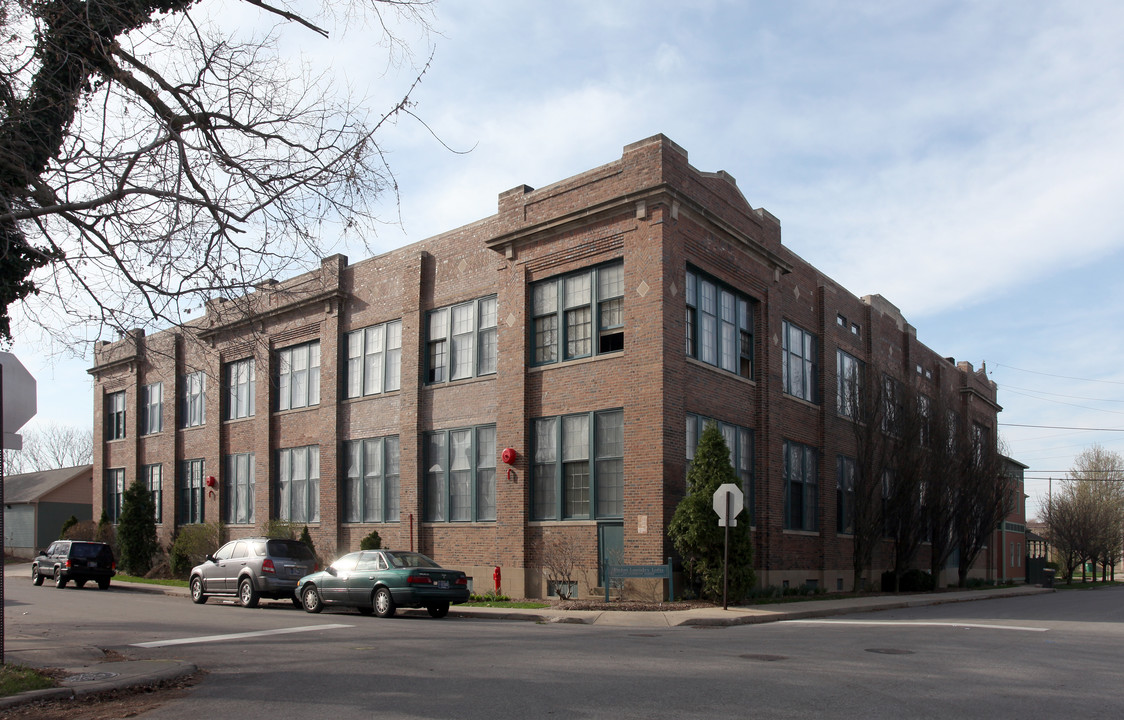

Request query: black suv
[{"left": 33, "top": 541, "right": 116, "bottom": 589}]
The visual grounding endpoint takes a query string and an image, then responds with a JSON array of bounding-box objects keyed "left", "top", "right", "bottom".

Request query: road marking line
[
  {"left": 783, "top": 620, "right": 1047, "bottom": 632},
  {"left": 132, "top": 624, "right": 355, "bottom": 648}
]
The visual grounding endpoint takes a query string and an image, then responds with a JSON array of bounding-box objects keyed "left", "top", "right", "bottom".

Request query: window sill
[
  {"left": 422, "top": 374, "right": 496, "bottom": 389},
  {"left": 528, "top": 519, "right": 600, "bottom": 526},
  {"left": 782, "top": 529, "right": 821, "bottom": 538},
  {"left": 782, "top": 393, "right": 820, "bottom": 410},
  {"left": 684, "top": 356, "right": 756, "bottom": 385},
  {"left": 272, "top": 405, "right": 321, "bottom": 417},
  {"left": 528, "top": 351, "right": 624, "bottom": 373},
  {"left": 342, "top": 388, "right": 402, "bottom": 403}
]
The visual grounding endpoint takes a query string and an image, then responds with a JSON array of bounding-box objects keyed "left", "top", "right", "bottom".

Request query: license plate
[
  {"left": 289, "top": 567, "right": 303, "bottom": 577},
  {"left": 437, "top": 580, "right": 449, "bottom": 589},
  {"left": 88, "top": 561, "right": 98, "bottom": 568}
]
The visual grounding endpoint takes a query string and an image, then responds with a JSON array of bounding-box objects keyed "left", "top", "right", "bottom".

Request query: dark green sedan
[{"left": 295, "top": 550, "right": 469, "bottom": 618}]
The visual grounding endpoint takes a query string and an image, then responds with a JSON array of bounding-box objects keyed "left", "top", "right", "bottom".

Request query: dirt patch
[{"left": 0, "top": 671, "right": 203, "bottom": 720}]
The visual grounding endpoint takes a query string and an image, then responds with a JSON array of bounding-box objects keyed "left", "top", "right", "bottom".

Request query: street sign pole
[
  {"left": 2, "top": 361, "right": 6, "bottom": 665},
  {"left": 723, "top": 490, "right": 730, "bottom": 611}
]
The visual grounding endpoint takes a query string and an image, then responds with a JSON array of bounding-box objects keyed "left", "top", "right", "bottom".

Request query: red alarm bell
[{"left": 501, "top": 447, "right": 517, "bottom": 464}]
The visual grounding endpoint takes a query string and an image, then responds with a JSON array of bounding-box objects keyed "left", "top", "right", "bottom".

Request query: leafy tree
[
  {"left": 95, "top": 509, "right": 116, "bottom": 553},
  {"left": 953, "top": 423, "right": 1011, "bottom": 588},
  {"left": 668, "top": 421, "right": 755, "bottom": 602},
  {"left": 1042, "top": 444, "right": 1124, "bottom": 583},
  {"left": 0, "top": 0, "right": 434, "bottom": 345},
  {"left": 117, "top": 479, "right": 158, "bottom": 575},
  {"left": 169, "top": 522, "right": 223, "bottom": 576},
  {"left": 58, "top": 514, "right": 79, "bottom": 539},
  {"left": 299, "top": 525, "right": 316, "bottom": 557}
]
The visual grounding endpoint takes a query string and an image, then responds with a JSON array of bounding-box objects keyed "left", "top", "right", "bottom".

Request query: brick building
[{"left": 90, "top": 135, "right": 1004, "bottom": 597}]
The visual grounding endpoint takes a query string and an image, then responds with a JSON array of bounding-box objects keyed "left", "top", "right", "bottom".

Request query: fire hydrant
[{"left": 493, "top": 566, "right": 501, "bottom": 593}]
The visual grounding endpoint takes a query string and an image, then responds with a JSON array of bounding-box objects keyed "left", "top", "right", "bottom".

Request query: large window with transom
[
  {"left": 685, "top": 268, "right": 754, "bottom": 379},
  {"left": 346, "top": 320, "right": 402, "bottom": 397},
  {"left": 344, "top": 436, "right": 401, "bottom": 523},
  {"left": 532, "top": 409, "right": 623, "bottom": 520},
  {"left": 784, "top": 440, "right": 818, "bottom": 531},
  {"left": 277, "top": 342, "right": 320, "bottom": 411},
  {"left": 782, "top": 321, "right": 818, "bottom": 402},
  {"left": 531, "top": 261, "right": 624, "bottom": 365},
  {"left": 423, "top": 426, "right": 496, "bottom": 522},
  {"left": 277, "top": 445, "right": 319, "bottom": 523},
  {"left": 426, "top": 297, "right": 497, "bottom": 384},
  {"left": 223, "top": 452, "right": 255, "bottom": 524}
]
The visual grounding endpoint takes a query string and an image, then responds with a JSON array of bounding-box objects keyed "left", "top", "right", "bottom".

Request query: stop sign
[
  {"left": 713, "top": 483, "right": 744, "bottom": 527},
  {"left": 1, "top": 352, "right": 37, "bottom": 450}
]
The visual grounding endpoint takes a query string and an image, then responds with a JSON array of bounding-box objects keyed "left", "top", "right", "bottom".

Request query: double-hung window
[
  {"left": 144, "top": 464, "right": 162, "bottom": 523},
  {"left": 278, "top": 342, "right": 320, "bottom": 411},
  {"left": 224, "top": 452, "right": 255, "bottom": 524},
  {"left": 836, "top": 455, "right": 855, "bottom": 534},
  {"left": 685, "top": 269, "right": 754, "bottom": 379},
  {"left": 106, "top": 468, "right": 125, "bottom": 523},
  {"left": 140, "top": 383, "right": 162, "bottom": 435},
  {"left": 836, "top": 350, "right": 861, "bottom": 419},
  {"left": 783, "top": 440, "right": 818, "bottom": 531},
  {"left": 183, "top": 371, "right": 206, "bottom": 427},
  {"left": 686, "top": 414, "right": 755, "bottom": 523},
  {"left": 179, "top": 459, "right": 205, "bottom": 524},
  {"left": 277, "top": 445, "right": 319, "bottom": 522},
  {"left": 531, "top": 262, "right": 624, "bottom": 365},
  {"left": 532, "top": 409, "right": 624, "bottom": 520},
  {"left": 106, "top": 391, "right": 126, "bottom": 440},
  {"left": 782, "top": 320, "right": 817, "bottom": 402},
  {"left": 344, "top": 436, "right": 401, "bottom": 523},
  {"left": 346, "top": 320, "right": 403, "bottom": 398},
  {"left": 426, "top": 297, "right": 497, "bottom": 383},
  {"left": 423, "top": 426, "right": 496, "bottom": 522},
  {"left": 225, "top": 358, "right": 255, "bottom": 420}
]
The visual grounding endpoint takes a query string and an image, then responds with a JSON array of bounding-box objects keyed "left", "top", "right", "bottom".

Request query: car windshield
[
  {"left": 384, "top": 552, "right": 440, "bottom": 569},
  {"left": 267, "top": 540, "right": 315, "bottom": 560}
]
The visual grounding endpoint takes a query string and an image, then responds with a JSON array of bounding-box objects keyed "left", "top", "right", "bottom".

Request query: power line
[
  {"left": 1000, "top": 422, "right": 1124, "bottom": 431},
  {"left": 991, "top": 363, "right": 1124, "bottom": 386}
]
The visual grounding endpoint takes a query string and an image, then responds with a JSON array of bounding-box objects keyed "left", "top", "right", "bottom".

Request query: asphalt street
[{"left": 4, "top": 567, "right": 1121, "bottom": 719}]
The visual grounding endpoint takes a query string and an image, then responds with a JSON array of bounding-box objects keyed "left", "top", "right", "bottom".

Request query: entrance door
[{"left": 598, "top": 522, "right": 624, "bottom": 588}]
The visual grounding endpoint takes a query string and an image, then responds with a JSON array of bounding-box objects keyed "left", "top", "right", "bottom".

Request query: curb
[{"left": 0, "top": 661, "right": 197, "bottom": 710}]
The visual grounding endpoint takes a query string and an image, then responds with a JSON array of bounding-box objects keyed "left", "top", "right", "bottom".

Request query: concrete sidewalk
[{"left": 1, "top": 563, "right": 1053, "bottom": 710}]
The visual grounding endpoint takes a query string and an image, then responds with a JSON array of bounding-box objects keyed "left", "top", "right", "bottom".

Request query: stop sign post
[
  {"left": 1, "top": 351, "right": 37, "bottom": 665},
  {"left": 713, "top": 483, "right": 744, "bottom": 609}
]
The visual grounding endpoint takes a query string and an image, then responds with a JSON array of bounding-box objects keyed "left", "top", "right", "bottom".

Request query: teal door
[{"left": 598, "top": 522, "right": 624, "bottom": 588}]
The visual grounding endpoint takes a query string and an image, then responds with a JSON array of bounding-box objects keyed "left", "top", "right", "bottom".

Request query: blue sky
[{"left": 10, "top": 0, "right": 1124, "bottom": 518}]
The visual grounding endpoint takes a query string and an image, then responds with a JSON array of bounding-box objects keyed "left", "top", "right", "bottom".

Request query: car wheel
[
  {"left": 357, "top": 605, "right": 374, "bottom": 616},
  {"left": 98, "top": 579, "right": 111, "bottom": 590},
  {"left": 32, "top": 567, "right": 43, "bottom": 586},
  {"left": 75, "top": 579, "right": 87, "bottom": 589},
  {"left": 190, "top": 576, "right": 207, "bottom": 604},
  {"left": 238, "top": 577, "right": 260, "bottom": 608},
  {"left": 54, "top": 570, "right": 66, "bottom": 589},
  {"left": 301, "top": 585, "right": 323, "bottom": 614},
  {"left": 373, "top": 587, "right": 396, "bottom": 618},
  {"left": 427, "top": 601, "right": 450, "bottom": 619}
]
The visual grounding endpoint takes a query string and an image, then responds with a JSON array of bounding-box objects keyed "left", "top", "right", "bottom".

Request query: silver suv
[{"left": 189, "top": 537, "right": 317, "bottom": 608}]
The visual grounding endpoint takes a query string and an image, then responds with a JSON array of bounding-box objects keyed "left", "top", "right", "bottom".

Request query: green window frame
[
  {"left": 178, "top": 459, "right": 205, "bottom": 524},
  {"left": 225, "top": 358, "right": 255, "bottom": 420},
  {"left": 277, "top": 342, "right": 320, "bottom": 411},
  {"left": 685, "top": 268, "right": 754, "bottom": 379},
  {"left": 423, "top": 425, "right": 496, "bottom": 522},
  {"left": 532, "top": 409, "right": 623, "bottom": 520},
  {"left": 425, "top": 297, "right": 497, "bottom": 384},
  {"left": 106, "top": 468, "right": 125, "bottom": 523},
  {"left": 182, "top": 371, "right": 206, "bottom": 427},
  {"left": 784, "top": 440, "right": 818, "bottom": 531},
  {"left": 344, "top": 436, "right": 401, "bottom": 523},
  {"left": 277, "top": 445, "right": 319, "bottom": 523},
  {"left": 782, "top": 320, "right": 818, "bottom": 402},
  {"left": 346, "top": 320, "right": 403, "bottom": 398},
  {"left": 106, "top": 390, "right": 126, "bottom": 440},
  {"left": 686, "top": 414, "right": 754, "bottom": 524},
  {"left": 144, "top": 464, "right": 162, "bottom": 524},
  {"left": 140, "top": 382, "right": 163, "bottom": 435},
  {"left": 530, "top": 262, "right": 624, "bottom": 366},
  {"left": 223, "top": 452, "right": 255, "bottom": 525}
]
